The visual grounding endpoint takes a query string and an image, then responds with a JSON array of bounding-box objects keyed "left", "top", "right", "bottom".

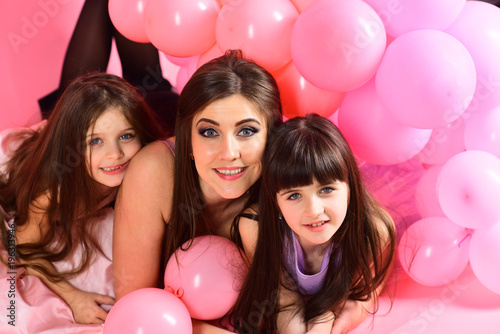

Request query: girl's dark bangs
[{"left": 268, "top": 132, "right": 348, "bottom": 193}]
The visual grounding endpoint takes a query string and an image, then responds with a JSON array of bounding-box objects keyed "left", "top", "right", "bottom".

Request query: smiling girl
[
  {"left": 0, "top": 72, "right": 164, "bottom": 324},
  {"left": 231, "top": 114, "right": 396, "bottom": 334}
]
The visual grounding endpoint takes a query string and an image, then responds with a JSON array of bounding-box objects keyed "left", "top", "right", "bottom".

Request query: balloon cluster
[
  {"left": 108, "top": 0, "right": 500, "bottom": 294},
  {"left": 103, "top": 236, "right": 247, "bottom": 333}
]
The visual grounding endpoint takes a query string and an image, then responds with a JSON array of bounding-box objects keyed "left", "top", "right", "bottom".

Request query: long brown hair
[
  {"left": 231, "top": 114, "right": 395, "bottom": 332},
  {"left": 0, "top": 72, "right": 165, "bottom": 281},
  {"left": 166, "top": 49, "right": 283, "bottom": 262}
]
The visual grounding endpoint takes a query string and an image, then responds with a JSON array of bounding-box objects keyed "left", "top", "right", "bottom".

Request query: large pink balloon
[
  {"left": 437, "top": 150, "right": 500, "bottom": 229},
  {"left": 108, "top": 0, "right": 149, "bottom": 43},
  {"left": 144, "top": 0, "right": 220, "bottom": 57},
  {"left": 375, "top": 29, "right": 476, "bottom": 129},
  {"left": 274, "top": 61, "right": 344, "bottom": 119},
  {"left": 415, "top": 165, "right": 446, "bottom": 219},
  {"left": 216, "top": 0, "right": 298, "bottom": 72},
  {"left": 445, "top": 1, "right": 500, "bottom": 116},
  {"left": 414, "top": 117, "right": 466, "bottom": 165},
  {"left": 291, "top": 0, "right": 386, "bottom": 92},
  {"left": 398, "top": 217, "right": 471, "bottom": 287},
  {"left": 364, "top": 0, "right": 466, "bottom": 38},
  {"left": 464, "top": 107, "right": 500, "bottom": 158},
  {"left": 338, "top": 79, "right": 431, "bottom": 165},
  {"left": 469, "top": 222, "right": 500, "bottom": 295},
  {"left": 104, "top": 288, "right": 192, "bottom": 334},
  {"left": 164, "top": 236, "right": 248, "bottom": 320}
]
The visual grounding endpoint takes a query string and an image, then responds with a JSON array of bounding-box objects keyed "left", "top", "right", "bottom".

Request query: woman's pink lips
[{"left": 214, "top": 167, "right": 247, "bottom": 180}]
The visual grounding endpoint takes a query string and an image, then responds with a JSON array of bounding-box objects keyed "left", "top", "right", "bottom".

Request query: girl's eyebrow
[
  {"left": 86, "top": 127, "right": 135, "bottom": 137},
  {"left": 279, "top": 189, "right": 299, "bottom": 196}
]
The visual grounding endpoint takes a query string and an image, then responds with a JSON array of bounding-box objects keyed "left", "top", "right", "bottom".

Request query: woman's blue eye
[
  {"left": 288, "top": 193, "right": 301, "bottom": 200},
  {"left": 89, "top": 138, "right": 102, "bottom": 146},
  {"left": 199, "top": 128, "right": 218, "bottom": 138},
  {"left": 238, "top": 127, "right": 258, "bottom": 137}
]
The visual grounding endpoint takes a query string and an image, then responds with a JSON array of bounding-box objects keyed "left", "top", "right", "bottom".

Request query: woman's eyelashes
[{"left": 197, "top": 126, "right": 260, "bottom": 138}]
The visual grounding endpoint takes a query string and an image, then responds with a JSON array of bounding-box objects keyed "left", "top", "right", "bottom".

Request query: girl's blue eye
[
  {"left": 288, "top": 193, "right": 301, "bottom": 200},
  {"left": 320, "top": 187, "right": 333, "bottom": 194},
  {"left": 120, "top": 133, "right": 134, "bottom": 140},
  {"left": 89, "top": 138, "right": 102, "bottom": 146},
  {"left": 199, "top": 128, "right": 218, "bottom": 138},
  {"left": 238, "top": 127, "right": 258, "bottom": 137}
]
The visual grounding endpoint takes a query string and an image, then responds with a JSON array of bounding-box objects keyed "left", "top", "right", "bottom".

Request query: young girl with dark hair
[
  {"left": 0, "top": 72, "right": 165, "bottom": 325},
  {"left": 231, "top": 114, "right": 396, "bottom": 333}
]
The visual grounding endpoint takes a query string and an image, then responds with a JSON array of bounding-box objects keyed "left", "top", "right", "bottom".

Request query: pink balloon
[
  {"left": 415, "top": 165, "right": 446, "bottom": 219},
  {"left": 398, "top": 217, "right": 471, "bottom": 287},
  {"left": 414, "top": 117, "right": 466, "bottom": 165},
  {"left": 338, "top": 79, "right": 432, "bottom": 165},
  {"left": 375, "top": 29, "right": 476, "bottom": 129},
  {"left": 445, "top": 1, "right": 500, "bottom": 116},
  {"left": 216, "top": 0, "right": 298, "bottom": 72},
  {"left": 164, "top": 236, "right": 248, "bottom": 320},
  {"left": 163, "top": 54, "right": 200, "bottom": 67},
  {"left": 469, "top": 222, "right": 500, "bottom": 295},
  {"left": 145, "top": 0, "right": 220, "bottom": 57},
  {"left": 197, "top": 44, "right": 224, "bottom": 68},
  {"left": 274, "top": 61, "right": 344, "bottom": 119},
  {"left": 104, "top": 288, "right": 192, "bottom": 334},
  {"left": 289, "top": 0, "right": 317, "bottom": 13},
  {"left": 464, "top": 107, "right": 500, "bottom": 158},
  {"left": 291, "top": 0, "right": 386, "bottom": 92},
  {"left": 108, "top": 0, "right": 149, "bottom": 43},
  {"left": 364, "top": 0, "right": 466, "bottom": 38},
  {"left": 437, "top": 150, "right": 500, "bottom": 229}
]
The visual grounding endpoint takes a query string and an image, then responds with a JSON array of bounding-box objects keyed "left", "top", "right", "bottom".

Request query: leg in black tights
[{"left": 39, "top": 0, "right": 178, "bottom": 135}]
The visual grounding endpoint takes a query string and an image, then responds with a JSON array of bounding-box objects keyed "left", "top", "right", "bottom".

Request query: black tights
[{"left": 39, "top": 0, "right": 178, "bottom": 135}]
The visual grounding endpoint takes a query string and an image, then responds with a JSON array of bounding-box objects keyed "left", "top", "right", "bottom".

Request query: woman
[{"left": 113, "top": 50, "right": 282, "bottom": 330}]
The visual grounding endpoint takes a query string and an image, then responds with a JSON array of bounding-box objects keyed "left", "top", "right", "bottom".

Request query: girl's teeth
[
  {"left": 216, "top": 168, "right": 244, "bottom": 175},
  {"left": 309, "top": 221, "right": 325, "bottom": 227}
]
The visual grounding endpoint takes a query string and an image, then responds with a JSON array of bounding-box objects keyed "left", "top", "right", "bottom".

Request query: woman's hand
[
  {"left": 306, "top": 310, "right": 335, "bottom": 334},
  {"left": 65, "top": 289, "right": 115, "bottom": 324},
  {"left": 330, "top": 300, "right": 369, "bottom": 334}
]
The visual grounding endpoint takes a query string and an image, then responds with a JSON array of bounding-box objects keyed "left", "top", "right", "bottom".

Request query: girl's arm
[
  {"left": 113, "top": 141, "right": 175, "bottom": 300},
  {"left": 16, "top": 205, "right": 114, "bottom": 324}
]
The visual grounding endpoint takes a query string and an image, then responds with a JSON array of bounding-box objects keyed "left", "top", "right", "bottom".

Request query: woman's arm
[{"left": 113, "top": 141, "right": 175, "bottom": 300}]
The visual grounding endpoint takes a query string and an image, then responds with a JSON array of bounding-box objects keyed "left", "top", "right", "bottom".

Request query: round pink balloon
[
  {"left": 104, "top": 288, "right": 192, "bottom": 334},
  {"left": 108, "top": 0, "right": 149, "bottom": 43},
  {"left": 469, "top": 222, "right": 500, "bottom": 295},
  {"left": 464, "top": 107, "right": 500, "bottom": 158},
  {"left": 445, "top": 1, "right": 500, "bottom": 116},
  {"left": 197, "top": 44, "right": 224, "bottom": 68},
  {"left": 274, "top": 61, "right": 345, "bottom": 119},
  {"left": 375, "top": 29, "right": 476, "bottom": 129},
  {"left": 398, "top": 217, "right": 471, "bottom": 287},
  {"left": 338, "top": 79, "right": 432, "bottom": 165},
  {"left": 145, "top": 0, "right": 220, "bottom": 57},
  {"left": 215, "top": 0, "right": 298, "bottom": 72},
  {"left": 415, "top": 165, "right": 446, "bottom": 219},
  {"left": 289, "top": 0, "right": 317, "bottom": 13},
  {"left": 437, "top": 150, "right": 500, "bottom": 229},
  {"left": 291, "top": 0, "right": 386, "bottom": 92},
  {"left": 364, "top": 0, "right": 466, "bottom": 38},
  {"left": 415, "top": 117, "right": 466, "bottom": 165},
  {"left": 164, "top": 236, "right": 248, "bottom": 320}
]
